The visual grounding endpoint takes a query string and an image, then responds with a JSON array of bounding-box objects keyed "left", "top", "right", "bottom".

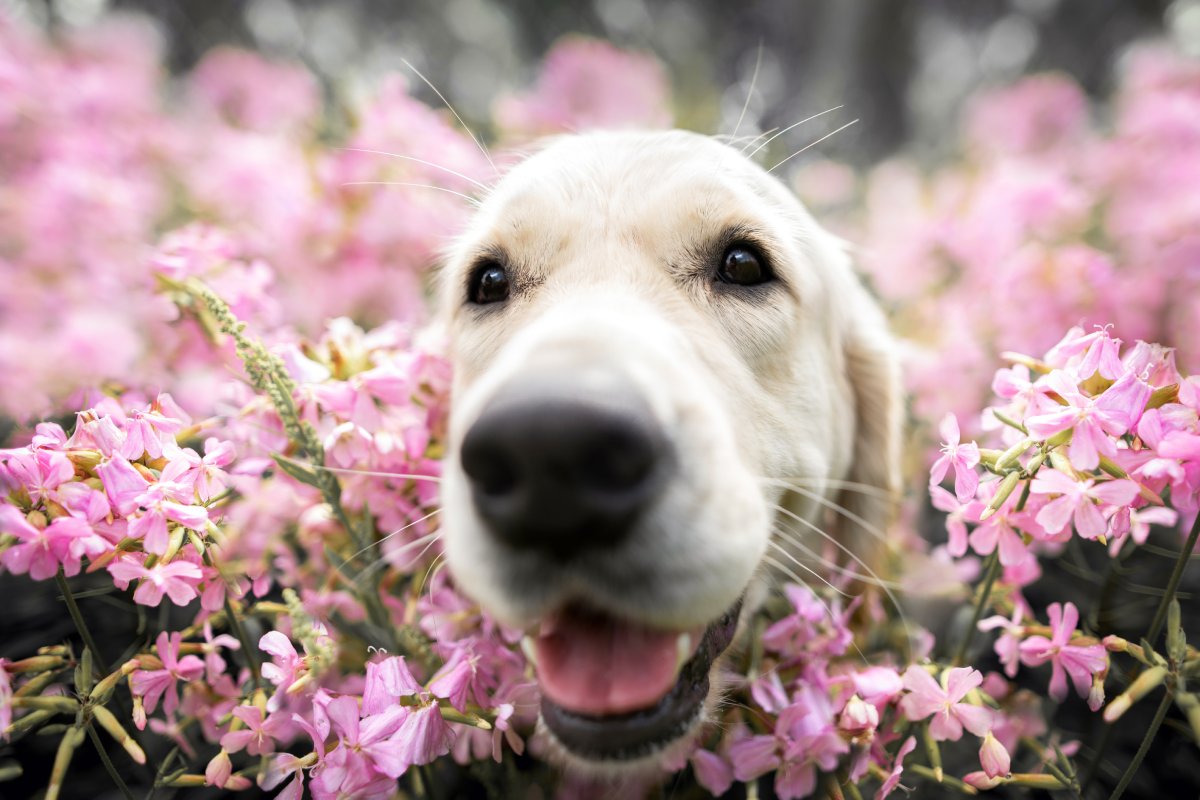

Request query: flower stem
[
  {"left": 55, "top": 569, "right": 109, "bottom": 675},
  {"left": 86, "top": 723, "right": 135, "bottom": 800},
  {"left": 954, "top": 550, "right": 1001, "bottom": 666},
  {"left": 1146, "top": 511, "right": 1200, "bottom": 646},
  {"left": 1107, "top": 687, "right": 1173, "bottom": 800}
]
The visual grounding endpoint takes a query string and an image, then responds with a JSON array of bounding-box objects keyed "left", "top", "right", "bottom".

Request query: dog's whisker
[
  {"left": 347, "top": 509, "right": 442, "bottom": 561},
  {"left": 338, "top": 147, "right": 491, "bottom": 191},
  {"left": 765, "top": 538, "right": 852, "bottom": 597},
  {"left": 273, "top": 455, "right": 442, "bottom": 483},
  {"left": 729, "top": 41, "right": 763, "bottom": 141},
  {"left": 400, "top": 57, "right": 498, "bottom": 177},
  {"left": 759, "top": 558, "right": 870, "bottom": 666},
  {"left": 761, "top": 475, "right": 893, "bottom": 499},
  {"left": 770, "top": 502, "right": 917, "bottom": 662},
  {"left": 340, "top": 180, "right": 481, "bottom": 206},
  {"left": 744, "top": 105, "right": 844, "bottom": 158},
  {"left": 351, "top": 528, "right": 442, "bottom": 589},
  {"left": 770, "top": 522, "right": 903, "bottom": 590},
  {"left": 737, "top": 125, "right": 779, "bottom": 154},
  {"left": 767, "top": 119, "right": 859, "bottom": 174},
  {"left": 781, "top": 484, "right": 889, "bottom": 543}
]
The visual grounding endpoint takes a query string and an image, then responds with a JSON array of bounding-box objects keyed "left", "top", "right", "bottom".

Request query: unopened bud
[
  {"left": 1104, "top": 666, "right": 1168, "bottom": 722},
  {"left": 92, "top": 706, "right": 146, "bottom": 764},
  {"left": 980, "top": 472, "right": 1022, "bottom": 520}
]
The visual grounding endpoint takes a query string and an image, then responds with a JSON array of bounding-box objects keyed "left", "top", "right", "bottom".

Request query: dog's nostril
[{"left": 459, "top": 380, "right": 669, "bottom": 557}]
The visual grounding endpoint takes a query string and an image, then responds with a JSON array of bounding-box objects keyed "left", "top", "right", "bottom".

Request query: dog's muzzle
[
  {"left": 458, "top": 375, "right": 740, "bottom": 759},
  {"left": 460, "top": 376, "right": 669, "bottom": 560}
]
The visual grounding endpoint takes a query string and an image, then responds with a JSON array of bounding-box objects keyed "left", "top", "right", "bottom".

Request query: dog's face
[{"left": 437, "top": 130, "right": 898, "bottom": 768}]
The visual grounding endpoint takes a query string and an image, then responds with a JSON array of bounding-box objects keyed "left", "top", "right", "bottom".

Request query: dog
[{"left": 436, "top": 129, "right": 900, "bottom": 772}]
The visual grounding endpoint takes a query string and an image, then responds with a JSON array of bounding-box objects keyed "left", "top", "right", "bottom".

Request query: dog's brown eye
[
  {"left": 469, "top": 262, "right": 510, "bottom": 304},
  {"left": 717, "top": 245, "right": 770, "bottom": 286}
]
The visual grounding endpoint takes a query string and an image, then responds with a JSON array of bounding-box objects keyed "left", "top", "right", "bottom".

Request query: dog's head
[{"left": 436, "top": 130, "right": 899, "bottom": 768}]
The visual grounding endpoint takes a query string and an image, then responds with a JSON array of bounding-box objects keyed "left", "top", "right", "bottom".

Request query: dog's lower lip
[{"left": 539, "top": 598, "right": 742, "bottom": 761}]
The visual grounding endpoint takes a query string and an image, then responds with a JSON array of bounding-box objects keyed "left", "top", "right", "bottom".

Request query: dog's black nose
[{"left": 460, "top": 379, "right": 668, "bottom": 558}]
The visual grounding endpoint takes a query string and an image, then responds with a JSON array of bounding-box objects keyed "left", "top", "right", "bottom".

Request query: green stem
[
  {"left": 87, "top": 723, "right": 135, "bottom": 800},
  {"left": 56, "top": 569, "right": 109, "bottom": 675},
  {"left": 1146, "top": 511, "right": 1200, "bottom": 645},
  {"left": 1107, "top": 688, "right": 1173, "bottom": 800},
  {"left": 954, "top": 550, "right": 1001, "bottom": 666}
]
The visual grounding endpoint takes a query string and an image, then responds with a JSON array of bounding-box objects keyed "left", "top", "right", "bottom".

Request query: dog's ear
[{"left": 835, "top": 251, "right": 902, "bottom": 572}]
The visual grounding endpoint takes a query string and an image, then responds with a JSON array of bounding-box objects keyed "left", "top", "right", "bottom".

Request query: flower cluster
[{"left": 3, "top": 7, "right": 1200, "bottom": 800}]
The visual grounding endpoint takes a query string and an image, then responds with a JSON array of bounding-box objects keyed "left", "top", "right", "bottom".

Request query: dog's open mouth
[{"left": 532, "top": 599, "right": 743, "bottom": 761}]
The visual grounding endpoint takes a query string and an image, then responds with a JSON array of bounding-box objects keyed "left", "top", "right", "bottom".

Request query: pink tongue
[{"left": 534, "top": 609, "right": 699, "bottom": 716}]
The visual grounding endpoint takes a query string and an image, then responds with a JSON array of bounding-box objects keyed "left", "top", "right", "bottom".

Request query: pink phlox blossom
[
  {"left": 260, "top": 631, "right": 306, "bottom": 693},
  {"left": 4, "top": 448, "right": 75, "bottom": 505},
  {"left": 966, "top": 485, "right": 1046, "bottom": 565},
  {"left": 691, "top": 748, "right": 734, "bottom": 796},
  {"left": 1018, "top": 602, "right": 1108, "bottom": 706},
  {"left": 129, "top": 632, "right": 204, "bottom": 725},
  {"left": 773, "top": 687, "right": 852, "bottom": 799},
  {"left": 875, "top": 736, "right": 917, "bottom": 800},
  {"left": 65, "top": 411, "right": 126, "bottom": 456},
  {"left": 201, "top": 621, "right": 240, "bottom": 682},
  {"left": 361, "top": 655, "right": 420, "bottom": 715},
  {"left": 751, "top": 670, "right": 790, "bottom": 714},
  {"left": 762, "top": 584, "right": 854, "bottom": 661},
  {"left": 428, "top": 646, "right": 482, "bottom": 713},
  {"left": 1044, "top": 327, "right": 1126, "bottom": 381},
  {"left": 899, "top": 666, "right": 992, "bottom": 741},
  {"left": 167, "top": 437, "right": 235, "bottom": 501},
  {"left": 1107, "top": 504, "right": 1179, "bottom": 554},
  {"left": 930, "top": 485, "right": 981, "bottom": 557},
  {"left": 1026, "top": 371, "right": 1150, "bottom": 470},
  {"left": 108, "top": 554, "right": 204, "bottom": 606},
  {"left": 0, "top": 505, "right": 96, "bottom": 580},
  {"left": 930, "top": 413, "right": 981, "bottom": 501},
  {"left": 852, "top": 666, "right": 904, "bottom": 707},
  {"left": 148, "top": 713, "right": 197, "bottom": 758},
  {"left": 119, "top": 405, "right": 183, "bottom": 460},
  {"left": 127, "top": 477, "right": 210, "bottom": 554},
  {"left": 1029, "top": 469, "right": 1140, "bottom": 540},
  {"left": 220, "top": 704, "right": 290, "bottom": 756},
  {"left": 95, "top": 455, "right": 149, "bottom": 516},
  {"left": 979, "top": 603, "right": 1029, "bottom": 678}
]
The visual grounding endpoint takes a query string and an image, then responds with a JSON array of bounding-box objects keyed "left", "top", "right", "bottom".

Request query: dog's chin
[{"left": 533, "top": 597, "right": 743, "bottom": 768}]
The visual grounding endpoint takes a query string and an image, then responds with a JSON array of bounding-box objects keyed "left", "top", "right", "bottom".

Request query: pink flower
[
  {"left": 979, "top": 730, "right": 1011, "bottom": 778},
  {"left": 119, "top": 407, "right": 183, "bottom": 460},
  {"left": 0, "top": 506, "right": 95, "bottom": 580},
  {"left": 930, "top": 413, "right": 981, "bottom": 501},
  {"left": 875, "top": 736, "right": 916, "bottom": 800},
  {"left": 127, "top": 479, "right": 210, "bottom": 555},
  {"left": 129, "top": 632, "right": 204, "bottom": 725},
  {"left": 899, "top": 666, "right": 992, "bottom": 741},
  {"left": 1025, "top": 372, "right": 1149, "bottom": 470},
  {"left": 1030, "top": 470, "right": 1140, "bottom": 540},
  {"left": 362, "top": 656, "right": 421, "bottom": 715},
  {"left": 978, "top": 605, "right": 1026, "bottom": 678},
  {"left": 95, "top": 456, "right": 149, "bottom": 516},
  {"left": 691, "top": 749, "right": 733, "bottom": 796},
  {"left": 930, "top": 485, "right": 976, "bottom": 557},
  {"left": 1018, "top": 602, "right": 1108, "bottom": 705},
  {"left": 259, "top": 631, "right": 305, "bottom": 692},
  {"left": 220, "top": 705, "right": 289, "bottom": 756},
  {"left": 108, "top": 555, "right": 204, "bottom": 606}
]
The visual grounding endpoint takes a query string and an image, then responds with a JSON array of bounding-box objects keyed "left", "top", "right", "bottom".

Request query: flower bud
[
  {"left": 92, "top": 705, "right": 146, "bottom": 764},
  {"left": 1104, "top": 666, "right": 1168, "bottom": 722},
  {"left": 839, "top": 694, "right": 879, "bottom": 736},
  {"left": 964, "top": 770, "right": 1004, "bottom": 790},
  {"left": 979, "top": 731, "right": 1010, "bottom": 778},
  {"left": 205, "top": 750, "right": 232, "bottom": 788}
]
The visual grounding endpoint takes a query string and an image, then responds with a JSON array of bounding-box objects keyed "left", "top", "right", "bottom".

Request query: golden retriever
[{"left": 436, "top": 129, "right": 900, "bottom": 771}]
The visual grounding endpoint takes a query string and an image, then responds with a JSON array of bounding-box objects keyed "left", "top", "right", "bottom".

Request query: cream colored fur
[{"left": 435, "top": 129, "right": 900, "bottom": 763}]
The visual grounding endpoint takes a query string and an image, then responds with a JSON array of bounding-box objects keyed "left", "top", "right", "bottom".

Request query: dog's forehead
[{"left": 474, "top": 131, "right": 797, "bottom": 252}]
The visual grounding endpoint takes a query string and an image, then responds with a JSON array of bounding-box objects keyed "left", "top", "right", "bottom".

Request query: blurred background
[
  {"left": 5, "top": 0, "right": 1199, "bottom": 164},
  {"left": 3, "top": 2, "right": 1200, "bottom": 797}
]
